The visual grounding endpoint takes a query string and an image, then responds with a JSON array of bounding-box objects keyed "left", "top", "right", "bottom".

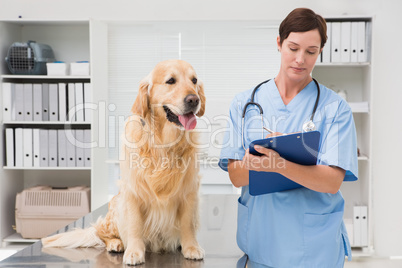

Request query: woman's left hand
[{"left": 243, "top": 146, "right": 286, "bottom": 173}]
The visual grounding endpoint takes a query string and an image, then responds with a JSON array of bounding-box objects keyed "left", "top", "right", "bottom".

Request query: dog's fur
[{"left": 42, "top": 60, "right": 206, "bottom": 265}]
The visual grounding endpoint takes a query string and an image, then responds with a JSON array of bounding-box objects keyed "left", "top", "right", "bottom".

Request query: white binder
[
  {"left": 340, "top": 22, "right": 351, "bottom": 62},
  {"left": 2, "top": 83, "right": 15, "bottom": 121},
  {"left": 49, "top": 84, "right": 59, "bottom": 121},
  {"left": 331, "top": 22, "right": 341, "bottom": 63},
  {"left": 33, "top": 128, "right": 40, "bottom": 167},
  {"left": 5, "top": 128, "right": 14, "bottom": 167},
  {"left": 23, "top": 128, "right": 33, "bottom": 167},
  {"left": 357, "top": 21, "right": 367, "bottom": 62},
  {"left": 33, "top": 84, "right": 42, "bottom": 121},
  {"left": 350, "top": 22, "right": 359, "bottom": 62},
  {"left": 68, "top": 83, "right": 76, "bottom": 122},
  {"left": 84, "top": 83, "right": 92, "bottom": 123},
  {"left": 58, "top": 129, "right": 67, "bottom": 167},
  {"left": 23, "top": 84, "right": 33, "bottom": 121},
  {"left": 39, "top": 129, "right": 49, "bottom": 167},
  {"left": 66, "top": 129, "right": 76, "bottom": 167},
  {"left": 15, "top": 128, "right": 24, "bottom": 167},
  {"left": 353, "top": 206, "right": 362, "bottom": 246},
  {"left": 84, "top": 129, "right": 91, "bottom": 167},
  {"left": 75, "top": 129, "right": 85, "bottom": 167},
  {"left": 15, "top": 84, "right": 24, "bottom": 121},
  {"left": 48, "top": 129, "right": 58, "bottom": 167},
  {"left": 75, "top": 83, "right": 84, "bottom": 122},
  {"left": 322, "top": 22, "right": 332, "bottom": 63},
  {"left": 360, "top": 206, "right": 368, "bottom": 246},
  {"left": 58, "top": 83, "right": 67, "bottom": 122},
  {"left": 42, "top": 83, "right": 50, "bottom": 121}
]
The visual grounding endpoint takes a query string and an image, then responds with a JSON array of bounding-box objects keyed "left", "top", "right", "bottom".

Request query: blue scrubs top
[{"left": 219, "top": 79, "right": 358, "bottom": 268}]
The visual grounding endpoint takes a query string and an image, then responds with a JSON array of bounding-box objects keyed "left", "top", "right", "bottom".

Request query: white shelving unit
[
  {"left": 0, "top": 20, "right": 97, "bottom": 246},
  {"left": 313, "top": 16, "right": 373, "bottom": 253}
]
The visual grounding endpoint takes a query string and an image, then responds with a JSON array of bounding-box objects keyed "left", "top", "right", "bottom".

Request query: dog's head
[{"left": 131, "top": 59, "right": 205, "bottom": 130}]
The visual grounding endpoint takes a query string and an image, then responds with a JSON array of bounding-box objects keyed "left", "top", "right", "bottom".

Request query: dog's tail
[{"left": 41, "top": 220, "right": 105, "bottom": 249}]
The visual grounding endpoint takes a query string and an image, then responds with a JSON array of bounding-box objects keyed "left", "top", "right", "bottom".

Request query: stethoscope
[{"left": 241, "top": 78, "right": 320, "bottom": 150}]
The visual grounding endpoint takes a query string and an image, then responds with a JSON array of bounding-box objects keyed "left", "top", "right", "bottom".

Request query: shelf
[
  {"left": 105, "top": 159, "right": 119, "bottom": 164},
  {"left": 349, "top": 102, "right": 369, "bottom": 113},
  {"left": 0, "top": 19, "right": 89, "bottom": 25},
  {"left": 2, "top": 121, "right": 91, "bottom": 126},
  {"left": 3, "top": 233, "right": 39, "bottom": 245},
  {"left": 358, "top": 155, "right": 369, "bottom": 161},
  {"left": 3, "top": 167, "right": 91, "bottom": 170},
  {"left": 1, "top": 75, "right": 90, "bottom": 80},
  {"left": 351, "top": 247, "right": 374, "bottom": 257}
]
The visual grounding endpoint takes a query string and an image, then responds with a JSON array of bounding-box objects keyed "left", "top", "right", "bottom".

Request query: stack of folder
[
  {"left": 2, "top": 82, "right": 92, "bottom": 122},
  {"left": 353, "top": 206, "right": 368, "bottom": 247},
  {"left": 5, "top": 128, "right": 91, "bottom": 168},
  {"left": 318, "top": 21, "right": 367, "bottom": 63}
]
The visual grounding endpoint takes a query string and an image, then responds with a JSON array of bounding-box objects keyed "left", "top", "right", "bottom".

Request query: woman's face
[{"left": 277, "top": 29, "right": 322, "bottom": 83}]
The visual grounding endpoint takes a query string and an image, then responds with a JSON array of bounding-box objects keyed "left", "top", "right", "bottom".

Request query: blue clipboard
[{"left": 249, "top": 131, "right": 321, "bottom": 195}]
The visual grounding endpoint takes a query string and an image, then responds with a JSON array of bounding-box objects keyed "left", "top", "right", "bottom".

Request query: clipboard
[{"left": 249, "top": 131, "right": 320, "bottom": 195}]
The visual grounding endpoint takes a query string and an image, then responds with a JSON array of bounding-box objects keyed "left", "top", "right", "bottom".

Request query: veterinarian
[{"left": 219, "top": 8, "right": 358, "bottom": 268}]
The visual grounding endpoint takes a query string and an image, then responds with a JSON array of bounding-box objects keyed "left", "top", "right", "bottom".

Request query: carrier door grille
[
  {"left": 25, "top": 192, "right": 82, "bottom": 207},
  {"left": 8, "top": 46, "right": 35, "bottom": 72}
]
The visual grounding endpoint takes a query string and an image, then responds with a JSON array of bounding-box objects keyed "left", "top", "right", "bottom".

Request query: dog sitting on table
[{"left": 42, "top": 59, "right": 206, "bottom": 265}]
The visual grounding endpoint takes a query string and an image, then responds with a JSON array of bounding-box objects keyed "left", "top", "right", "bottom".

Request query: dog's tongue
[{"left": 178, "top": 113, "right": 197, "bottom": 130}]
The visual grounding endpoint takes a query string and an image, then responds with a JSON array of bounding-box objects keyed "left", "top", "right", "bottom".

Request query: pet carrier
[
  {"left": 15, "top": 186, "right": 90, "bottom": 239},
  {"left": 5, "top": 41, "right": 55, "bottom": 75}
]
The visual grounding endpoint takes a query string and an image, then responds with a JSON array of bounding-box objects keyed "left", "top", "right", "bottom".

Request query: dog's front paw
[
  {"left": 182, "top": 245, "right": 205, "bottom": 260},
  {"left": 123, "top": 246, "right": 145, "bottom": 265},
  {"left": 106, "top": 238, "right": 124, "bottom": 253}
]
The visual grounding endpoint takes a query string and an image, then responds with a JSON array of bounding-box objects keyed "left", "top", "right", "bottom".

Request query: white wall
[
  {"left": 1, "top": 0, "right": 401, "bottom": 257},
  {"left": 369, "top": 0, "right": 402, "bottom": 257}
]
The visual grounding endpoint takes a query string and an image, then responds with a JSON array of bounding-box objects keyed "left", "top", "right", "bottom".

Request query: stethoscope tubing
[{"left": 241, "top": 78, "right": 320, "bottom": 150}]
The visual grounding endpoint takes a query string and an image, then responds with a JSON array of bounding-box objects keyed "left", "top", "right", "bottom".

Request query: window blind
[{"left": 107, "top": 21, "right": 280, "bottom": 162}]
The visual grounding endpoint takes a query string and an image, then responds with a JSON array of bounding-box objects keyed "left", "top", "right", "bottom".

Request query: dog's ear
[
  {"left": 196, "top": 80, "right": 206, "bottom": 117},
  {"left": 131, "top": 77, "right": 150, "bottom": 118}
]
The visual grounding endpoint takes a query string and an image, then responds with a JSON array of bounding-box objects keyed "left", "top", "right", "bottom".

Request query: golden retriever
[{"left": 42, "top": 59, "right": 206, "bottom": 265}]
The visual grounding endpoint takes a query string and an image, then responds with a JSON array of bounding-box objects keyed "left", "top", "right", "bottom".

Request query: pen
[{"left": 263, "top": 126, "right": 275, "bottom": 134}]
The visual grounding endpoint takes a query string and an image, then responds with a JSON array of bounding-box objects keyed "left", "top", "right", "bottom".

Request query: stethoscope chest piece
[{"left": 302, "top": 120, "right": 316, "bottom": 132}]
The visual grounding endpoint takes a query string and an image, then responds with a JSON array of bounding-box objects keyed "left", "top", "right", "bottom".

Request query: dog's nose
[{"left": 184, "top": 94, "right": 200, "bottom": 109}]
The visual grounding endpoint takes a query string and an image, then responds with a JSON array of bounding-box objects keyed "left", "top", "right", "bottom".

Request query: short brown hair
[{"left": 279, "top": 8, "right": 327, "bottom": 49}]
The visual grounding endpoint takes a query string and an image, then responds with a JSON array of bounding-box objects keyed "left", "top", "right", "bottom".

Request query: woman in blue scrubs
[{"left": 219, "top": 8, "right": 358, "bottom": 268}]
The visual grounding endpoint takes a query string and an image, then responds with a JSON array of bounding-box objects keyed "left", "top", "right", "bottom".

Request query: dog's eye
[
  {"left": 192, "top": 77, "right": 197, "bottom": 84},
  {"left": 166, "top": 78, "right": 176, "bottom": 85}
]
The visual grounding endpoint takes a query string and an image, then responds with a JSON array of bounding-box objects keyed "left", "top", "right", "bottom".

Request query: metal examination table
[{"left": 0, "top": 194, "right": 248, "bottom": 267}]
